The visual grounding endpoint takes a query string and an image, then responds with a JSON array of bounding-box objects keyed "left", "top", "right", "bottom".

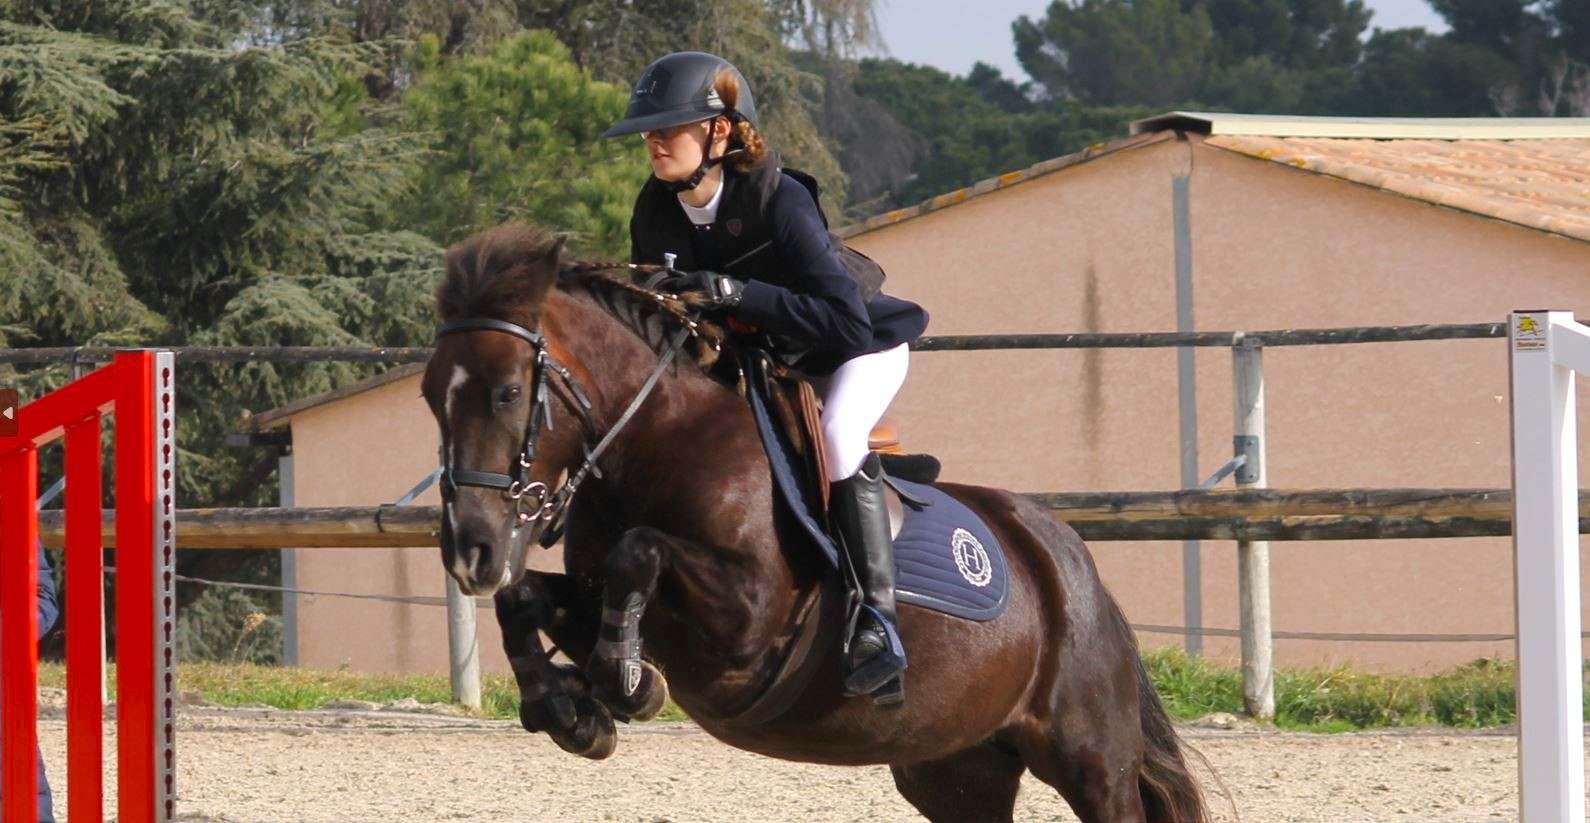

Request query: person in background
[{"left": 0, "top": 541, "right": 60, "bottom": 822}]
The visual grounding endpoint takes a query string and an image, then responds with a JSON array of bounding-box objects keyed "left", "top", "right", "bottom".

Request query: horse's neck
[
  {"left": 545, "top": 290, "right": 809, "bottom": 703},
  {"left": 541, "top": 290, "right": 733, "bottom": 482}
]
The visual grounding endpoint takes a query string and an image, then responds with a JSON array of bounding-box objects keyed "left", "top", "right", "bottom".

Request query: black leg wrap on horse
[
  {"left": 833, "top": 451, "right": 908, "bottom": 700},
  {"left": 592, "top": 593, "right": 646, "bottom": 699},
  {"left": 589, "top": 591, "right": 667, "bottom": 720}
]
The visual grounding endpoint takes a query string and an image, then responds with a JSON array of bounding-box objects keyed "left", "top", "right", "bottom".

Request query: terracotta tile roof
[
  {"left": 836, "top": 131, "right": 1173, "bottom": 239},
  {"left": 840, "top": 111, "right": 1590, "bottom": 244},
  {"left": 1203, "top": 134, "right": 1590, "bottom": 245}
]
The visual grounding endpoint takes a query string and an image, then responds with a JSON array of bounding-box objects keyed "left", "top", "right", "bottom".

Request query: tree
[
  {"left": 1013, "top": 0, "right": 1215, "bottom": 106},
  {"left": 850, "top": 59, "right": 1154, "bottom": 209},
  {"left": 1198, "top": 0, "right": 1370, "bottom": 70},
  {"left": 399, "top": 30, "right": 650, "bottom": 256},
  {"left": 0, "top": 0, "right": 446, "bottom": 637},
  {"left": 1349, "top": 27, "right": 1515, "bottom": 115},
  {"left": 518, "top": 0, "right": 852, "bottom": 208},
  {"left": 0, "top": 2, "right": 437, "bottom": 510},
  {"left": 1426, "top": 0, "right": 1588, "bottom": 115},
  {"left": 965, "top": 62, "right": 1036, "bottom": 114}
]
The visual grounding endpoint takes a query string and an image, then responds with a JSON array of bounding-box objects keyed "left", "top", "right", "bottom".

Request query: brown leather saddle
[{"left": 750, "top": 354, "right": 920, "bottom": 536}]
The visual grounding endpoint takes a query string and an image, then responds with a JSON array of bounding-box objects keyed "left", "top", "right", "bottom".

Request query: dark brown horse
[{"left": 421, "top": 224, "right": 1209, "bottom": 823}]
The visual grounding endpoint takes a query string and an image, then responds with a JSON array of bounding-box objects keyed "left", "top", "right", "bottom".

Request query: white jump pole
[{"left": 1509, "top": 310, "right": 1588, "bottom": 823}]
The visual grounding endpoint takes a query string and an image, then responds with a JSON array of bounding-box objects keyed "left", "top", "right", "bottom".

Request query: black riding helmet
[
  {"left": 604, "top": 51, "right": 760, "bottom": 192},
  {"left": 604, "top": 51, "right": 760, "bottom": 137}
]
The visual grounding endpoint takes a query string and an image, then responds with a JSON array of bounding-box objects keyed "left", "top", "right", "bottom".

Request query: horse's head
[{"left": 423, "top": 223, "right": 589, "bottom": 595}]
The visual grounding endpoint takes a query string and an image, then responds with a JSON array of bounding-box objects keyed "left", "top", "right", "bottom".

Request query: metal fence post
[
  {"left": 1232, "top": 336, "right": 1274, "bottom": 719},
  {"left": 279, "top": 450, "right": 298, "bottom": 667},
  {"left": 1173, "top": 173, "right": 1203, "bottom": 657},
  {"left": 445, "top": 575, "right": 482, "bottom": 710}
]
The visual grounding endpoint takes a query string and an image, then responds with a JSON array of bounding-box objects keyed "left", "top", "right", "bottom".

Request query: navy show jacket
[{"left": 630, "top": 154, "right": 929, "bottom": 375}]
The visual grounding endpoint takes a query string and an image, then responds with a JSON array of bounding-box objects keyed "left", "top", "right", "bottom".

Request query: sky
[{"left": 871, "top": 0, "right": 1449, "bottom": 80}]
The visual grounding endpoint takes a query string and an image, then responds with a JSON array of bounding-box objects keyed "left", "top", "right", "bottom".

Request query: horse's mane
[{"left": 437, "top": 222, "right": 729, "bottom": 367}]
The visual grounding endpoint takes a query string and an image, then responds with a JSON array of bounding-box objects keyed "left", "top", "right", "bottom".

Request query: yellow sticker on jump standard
[{"left": 1514, "top": 314, "right": 1547, "bottom": 350}]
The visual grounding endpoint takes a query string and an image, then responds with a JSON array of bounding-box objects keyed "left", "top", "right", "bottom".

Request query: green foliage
[
  {"left": 1015, "top": 0, "right": 1215, "bottom": 106},
  {"left": 0, "top": 2, "right": 441, "bottom": 517},
  {"left": 1350, "top": 29, "right": 1515, "bottom": 116},
  {"left": 518, "top": 0, "right": 851, "bottom": 209},
  {"left": 399, "top": 30, "right": 648, "bottom": 256},
  {"left": 37, "top": 661, "right": 691, "bottom": 721},
  {"left": 849, "top": 58, "right": 1155, "bottom": 208},
  {"left": 1143, "top": 647, "right": 1546, "bottom": 731},
  {"left": 30, "top": 651, "right": 1547, "bottom": 730},
  {"left": 1000, "top": 0, "right": 1588, "bottom": 117}
]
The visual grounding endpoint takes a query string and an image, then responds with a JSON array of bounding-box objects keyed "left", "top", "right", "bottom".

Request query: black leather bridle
[{"left": 435, "top": 315, "right": 692, "bottom": 546}]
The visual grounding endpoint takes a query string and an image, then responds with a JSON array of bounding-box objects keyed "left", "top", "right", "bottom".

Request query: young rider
[{"left": 604, "top": 52, "right": 930, "bottom": 701}]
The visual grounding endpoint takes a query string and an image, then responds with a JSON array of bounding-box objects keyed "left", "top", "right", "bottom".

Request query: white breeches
[{"left": 808, "top": 343, "right": 910, "bottom": 481}]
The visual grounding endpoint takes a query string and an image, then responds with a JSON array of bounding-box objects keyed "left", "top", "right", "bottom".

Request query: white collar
[{"left": 678, "top": 178, "right": 725, "bottom": 226}]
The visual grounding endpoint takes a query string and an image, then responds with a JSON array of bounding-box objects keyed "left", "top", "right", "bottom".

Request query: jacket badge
[{"left": 726, "top": 218, "right": 742, "bottom": 236}]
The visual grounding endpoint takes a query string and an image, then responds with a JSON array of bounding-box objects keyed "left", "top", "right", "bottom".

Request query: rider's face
[{"left": 644, "top": 118, "right": 725, "bottom": 182}]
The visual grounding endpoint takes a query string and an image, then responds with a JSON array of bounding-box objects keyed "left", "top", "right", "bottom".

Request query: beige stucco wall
[
  {"left": 287, "top": 135, "right": 1590, "bottom": 674},
  {"left": 287, "top": 374, "right": 511, "bottom": 675},
  {"left": 847, "top": 137, "right": 1590, "bottom": 671}
]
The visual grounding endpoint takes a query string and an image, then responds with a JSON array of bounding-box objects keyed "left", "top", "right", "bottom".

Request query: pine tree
[
  {"left": 399, "top": 30, "right": 649, "bottom": 256},
  {"left": 0, "top": 2, "right": 438, "bottom": 508}
]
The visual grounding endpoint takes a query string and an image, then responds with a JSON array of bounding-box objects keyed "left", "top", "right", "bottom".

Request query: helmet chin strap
[{"left": 661, "top": 114, "right": 745, "bottom": 194}]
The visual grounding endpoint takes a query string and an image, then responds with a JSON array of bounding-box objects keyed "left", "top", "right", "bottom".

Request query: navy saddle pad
[{"left": 745, "top": 373, "right": 1009, "bottom": 623}]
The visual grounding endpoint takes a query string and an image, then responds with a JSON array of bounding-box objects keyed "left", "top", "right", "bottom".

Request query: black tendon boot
[{"left": 833, "top": 452, "right": 906, "bottom": 703}]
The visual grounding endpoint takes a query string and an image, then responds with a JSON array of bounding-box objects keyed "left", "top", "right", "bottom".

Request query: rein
[{"left": 435, "top": 277, "right": 696, "bottom": 547}]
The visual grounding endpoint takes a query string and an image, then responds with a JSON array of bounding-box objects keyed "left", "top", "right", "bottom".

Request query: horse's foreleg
[
  {"left": 494, "top": 573, "right": 617, "bottom": 759},
  {"left": 586, "top": 525, "right": 672, "bottom": 722},
  {"left": 533, "top": 570, "right": 602, "bottom": 665}
]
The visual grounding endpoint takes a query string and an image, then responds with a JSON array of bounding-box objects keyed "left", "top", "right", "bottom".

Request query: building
[{"left": 240, "top": 112, "right": 1590, "bottom": 674}]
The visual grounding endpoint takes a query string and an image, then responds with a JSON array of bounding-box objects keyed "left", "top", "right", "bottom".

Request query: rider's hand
[{"left": 670, "top": 270, "right": 744, "bottom": 314}]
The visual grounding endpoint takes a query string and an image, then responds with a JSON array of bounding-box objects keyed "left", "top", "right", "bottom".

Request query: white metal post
[
  {"left": 279, "top": 451, "right": 298, "bottom": 667},
  {"left": 1233, "top": 340, "right": 1274, "bottom": 719},
  {"left": 446, "top": 575, "right": 482, "bottom": 710},
  {"left": 1509, "top": 310, "right": 1585, "bottom": 823}
]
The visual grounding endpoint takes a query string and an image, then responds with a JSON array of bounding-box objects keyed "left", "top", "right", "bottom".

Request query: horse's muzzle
[{"left": 444, "top": 505, "right": 522, "bottom": 595}]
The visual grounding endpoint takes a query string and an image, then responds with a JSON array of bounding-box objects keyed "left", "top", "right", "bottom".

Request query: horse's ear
[{"left": 551, "top": 233, "right": 569, "bottom": 260}]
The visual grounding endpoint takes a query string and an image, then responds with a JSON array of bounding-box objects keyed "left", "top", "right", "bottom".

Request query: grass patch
[
  {"left": 37, "top": 651, "right": 1546, "bottom": 732},
  {"left": 1143, "top": 647, "right": 1536, "bottom": 731},
  {"left": 35, "top": 662, "right": 688, "bottom": 722}
]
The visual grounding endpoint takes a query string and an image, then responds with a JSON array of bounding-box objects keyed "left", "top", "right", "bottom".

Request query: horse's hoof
[
  {"left": 519, "top": 701, "right": 542, "bottom": 734},
  {"left": 597, "top": 657, "right": 670, "bottom": 724},
  {"left": 590, "top": 660, "right": 669, "bottom": 722},
  {"left": 622, "top": 662, "right": 669, "bottom": 722},
  {"left": 518, "top": 691, "right": 577, "bottom": 735},
  {"left": 551, "top": 702, "right": 617, "bottom": 760}
]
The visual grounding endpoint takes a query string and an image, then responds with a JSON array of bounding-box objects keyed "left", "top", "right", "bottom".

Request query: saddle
[
  {"left": 738, "top": 348, "right": 938, "bottom": 534},
  {"left": 728, "top": 348, "right": 1010, "bottom": 725}
]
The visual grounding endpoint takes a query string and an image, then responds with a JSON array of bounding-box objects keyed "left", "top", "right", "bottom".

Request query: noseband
[{"left": 435, "top": 315, "right": 692, "bottom": 546}]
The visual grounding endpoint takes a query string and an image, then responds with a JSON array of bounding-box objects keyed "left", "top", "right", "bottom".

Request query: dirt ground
[{"left": 33, "top": 700, "right": 1537, "bottom": 823}]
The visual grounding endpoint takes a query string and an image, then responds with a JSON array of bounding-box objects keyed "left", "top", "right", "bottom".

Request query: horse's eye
[{"left": 497, "top": 385, "right": 522, "bottom": 406}]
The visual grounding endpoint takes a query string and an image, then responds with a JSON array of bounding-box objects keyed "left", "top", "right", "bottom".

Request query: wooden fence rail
[{"left": 36, "top": 488, "right": 1583, "bottom": 549}]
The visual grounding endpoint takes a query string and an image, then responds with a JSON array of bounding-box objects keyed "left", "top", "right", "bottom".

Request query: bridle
[{"left": 435, "top": 314, "right": 693, "bottom": 546}]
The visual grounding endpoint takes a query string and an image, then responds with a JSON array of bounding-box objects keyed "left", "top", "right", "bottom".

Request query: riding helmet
[{"left": 602, "top": 52, "right": 760, "bottom": 139}]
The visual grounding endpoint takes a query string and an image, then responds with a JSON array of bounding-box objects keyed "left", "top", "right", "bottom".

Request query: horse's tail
[{"left": 1129, "top": 644, "right": 1212, "bottom": 823}]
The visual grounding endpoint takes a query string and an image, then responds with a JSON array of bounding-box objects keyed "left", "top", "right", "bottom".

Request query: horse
[{"left": 421, "top": 223, "right": 1209, "bottom": 823}]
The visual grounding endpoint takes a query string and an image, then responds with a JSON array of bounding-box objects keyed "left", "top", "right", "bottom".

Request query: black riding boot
[{"left": 832, "top": 451, "right": 906, "bottom": 703}]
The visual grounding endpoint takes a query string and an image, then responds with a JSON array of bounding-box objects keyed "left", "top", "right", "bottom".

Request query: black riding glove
[{"left": 669, "top": 270, "right": 744, "bottom": 314}]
